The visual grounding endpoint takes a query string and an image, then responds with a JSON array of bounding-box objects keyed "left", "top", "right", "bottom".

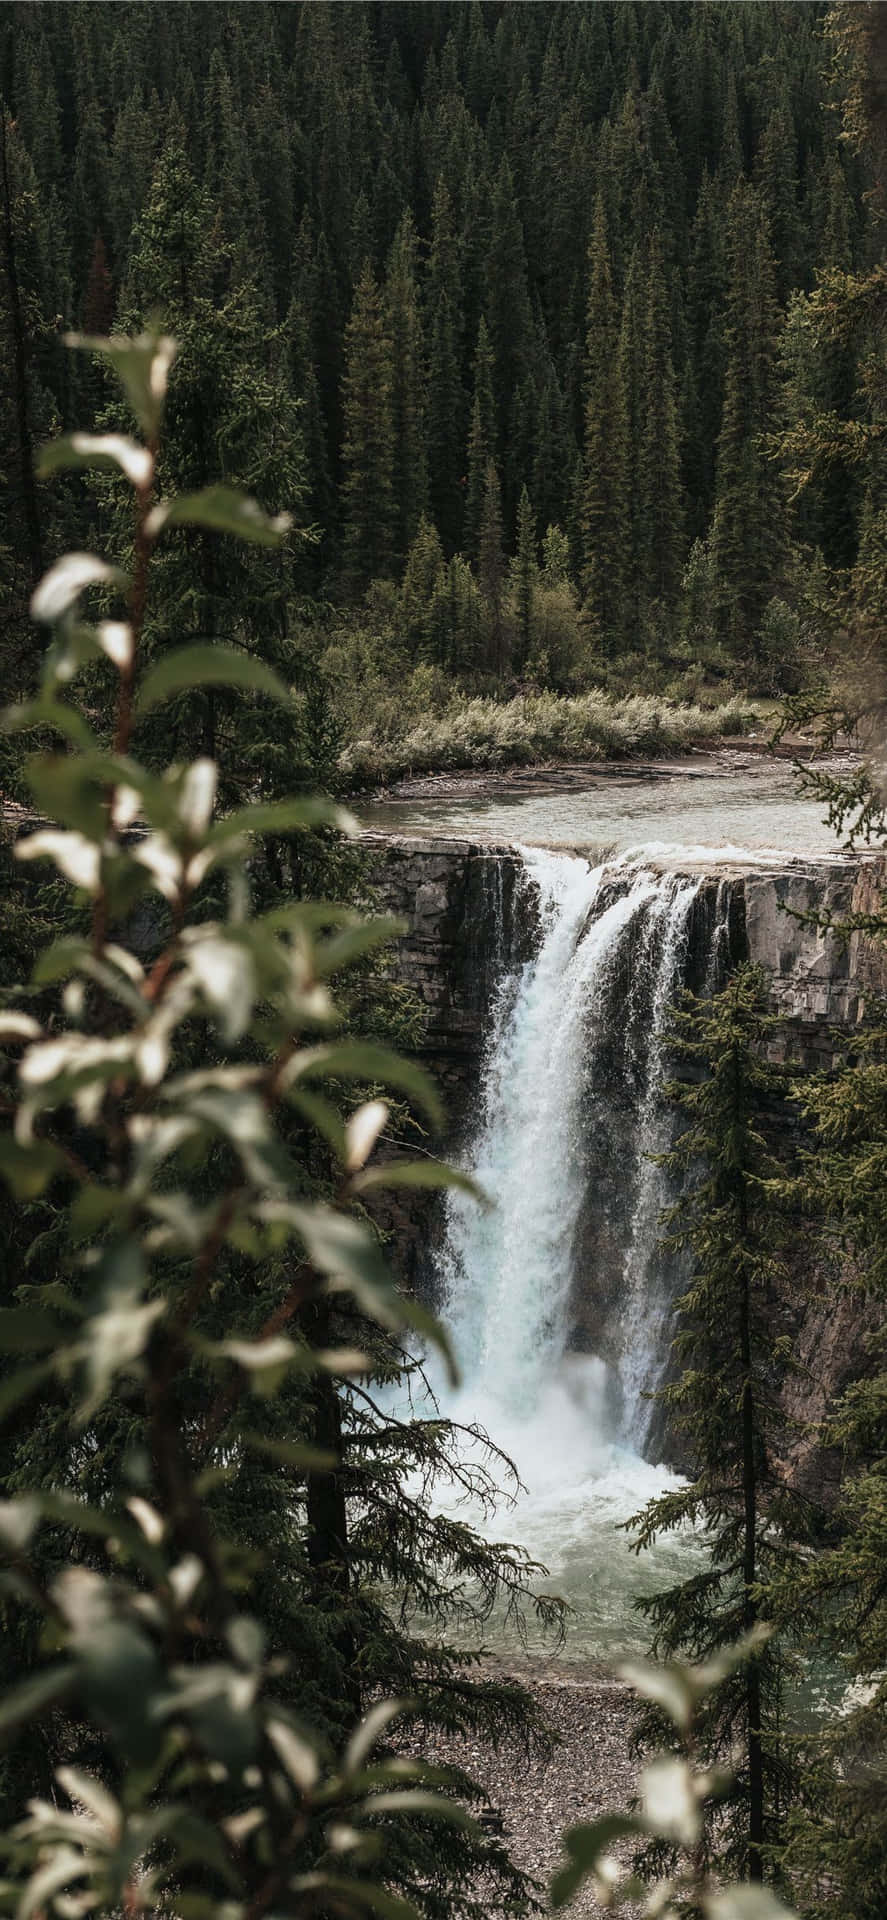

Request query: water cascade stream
[{"left": 426, "top": 847, "right": 716, "bottom": 1657}]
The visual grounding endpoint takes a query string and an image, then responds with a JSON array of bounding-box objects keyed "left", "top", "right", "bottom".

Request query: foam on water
[{"left": 417, "top": 847, "right": 708, "bottom": 1656}]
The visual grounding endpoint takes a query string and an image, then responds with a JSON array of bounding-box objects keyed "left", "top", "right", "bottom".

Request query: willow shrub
[{"left": 0, "top": 329, "right": 485, "bottom": 1920}]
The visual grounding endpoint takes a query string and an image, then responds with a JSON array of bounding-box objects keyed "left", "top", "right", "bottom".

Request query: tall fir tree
[
  {"left": 340, "top": 261, "right": 396, "bottom": 595},
  {"left": 711, "top": 183, "right": 785, "bottom": 663},
  {"left": 385, "top": 210, "right": 428, "bottom": 569},
  {"left": 426, "top": 177, "right": 464, "bottom": 554},
  {"left": 510, "top": 483, "right": 538, "bottom": 672},
  {"left": 463, "top": 315, "right": 496, "bottom": 561},
  {"left": 638, "top": 229, "right": 684, "bottom": 631},
  {"left": 478, "top": 459, "right": 506, "bottom": 677},
  {"left": 579, "top": 195, "right": 630, "bottom": 652},
  {"left": 632, "top": 966, "right": 805, "bottom": 1885}
]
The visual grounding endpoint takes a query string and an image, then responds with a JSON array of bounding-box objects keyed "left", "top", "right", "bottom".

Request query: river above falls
[{"left": 360, "top": 752, "right": 852, "bottom": 865}]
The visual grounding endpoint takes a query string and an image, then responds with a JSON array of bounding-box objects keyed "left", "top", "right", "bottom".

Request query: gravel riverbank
[{"left": 419, "top": 1658, "right": 641, "bottom": 1915}]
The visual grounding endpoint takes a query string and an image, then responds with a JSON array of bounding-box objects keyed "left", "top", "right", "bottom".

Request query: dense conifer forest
[
  {"left": 1, "top": 1, "right": 883, "bottom": 782},
  {"left": 2, "top": 8, "right": 887, "bottom": 1920}
]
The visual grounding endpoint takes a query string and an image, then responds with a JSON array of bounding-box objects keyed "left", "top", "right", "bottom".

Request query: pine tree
[
  {"left": 112, "top": 139, "right": 309, "bottom": 790},
  {"left": 638, "top": 230, "right": 684, "bottom": 633},
  {"left": 510, "top": 484, "right": 538, "bottom": 671},
  {"left": 426, "top": 178, "right": 464, "bottom": 555},
  {"left": 341, "top": 262, "right": 396, "bottom": 595},
  {"left": 619, "top": 240, "right": 647, "bottom": 640},
  {"left": 711, "top": 183, "right": 784, "bottom": 663},
  {"left": 632, "top": 966, "right": 805, "bottom": 1885},
  {"left": 579, "top": 195, "right": 630, "bottom": 652},
  {"left": 463, "top": 316, "right": 496, "bottom": 561},
  {"left": 478, "top": 460, "right": 506, "bottom": 677},
  {"left": 399, "top": 515, "right": 445, "bottom": 658},
  {"left": 385, "top": 211, "right": 427, "bottom": 568}
]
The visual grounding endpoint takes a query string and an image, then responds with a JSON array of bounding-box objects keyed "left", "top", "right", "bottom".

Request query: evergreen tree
[
  {"left": 711, "top": 183, "right": 785, "bottom": 663},
  {"left": 341, "top": 261, "right": 396, "bottom": 595},
  {"left": 510, "top": 483, "right": 538, "bottom": 672},
  {"left": 579, "top": 196, "right": 630, "bottom": 652},
  {"left": 478, "top": 459, "right": 506, "bottom": 677},
  {"left": 426, "top": 178, "right": 464, "bottom": 554},
  {"left": 385, "top": 211, "right": 427, "bottom": 567},
  {"left": 112, "top": 139, "right": 309, "bottom": 791},
  {"left": 632, "top": 966, "right": 805, "bottom": 1884},
  {"left": 463, "top": 316, "right": 496, "bottom": 561},
  {"left": 399, "top": 514, "right": 445, "bottom": 658},
  {"left": 638, "top": 230, "right": 684, "bottom": 632}
]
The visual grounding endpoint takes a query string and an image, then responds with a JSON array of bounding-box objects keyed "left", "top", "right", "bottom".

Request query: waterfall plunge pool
[{"left": 390, "top": 846, "right": 723, "bottom": 1663}]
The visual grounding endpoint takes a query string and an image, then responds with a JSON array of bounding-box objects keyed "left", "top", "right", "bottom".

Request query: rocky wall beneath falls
[
  {"left": 365, "top": 834, "right": 883, "bottom": 1097},
  {"left": 365, "top": 835, "right": 886, "bottom": 1480}
]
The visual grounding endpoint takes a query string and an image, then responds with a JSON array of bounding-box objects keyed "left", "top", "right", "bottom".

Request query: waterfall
[{"left": 439, "top": 847, "right": 705, "bottom": 1455}]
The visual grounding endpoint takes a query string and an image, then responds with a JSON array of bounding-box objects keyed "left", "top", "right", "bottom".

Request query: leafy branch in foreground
[
  {"left": 0, "top": 326, "right": 522, "bottom": 1920},
  {"left": 551, "top": 1639, "right": 799, "bottom": 1920}
]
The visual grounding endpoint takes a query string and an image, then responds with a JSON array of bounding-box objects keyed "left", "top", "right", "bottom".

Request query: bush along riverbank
[{"left": 337, "top": 688, "right": 762, "bottom": 787}]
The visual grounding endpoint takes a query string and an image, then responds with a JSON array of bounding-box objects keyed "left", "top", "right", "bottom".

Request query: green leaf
[
  {"left": 640, "top": 1756, "right": 701, "bottom": 1848},
  {"left": 220, "top": 1335, "right": 302, "bottom": 1396},
  {"left": 288, "top": 1090, "right": 347, "bottom": 1163},
  {"left": 0, "top": 1362, "right": 53, "bottom": 1421},
  {"left": 30, "top": 552, "right": 128, "bottom": 625},
  {"left": 353, "top": 1161, "right": 486, "bottom": 1201},
  {"left": 65, "top": 329, "right": 177, "bottom": 436},
  {"left": 551, "top": 1815, "right": 644, "bottom": 1909},
  {"left": 0, "top": 1138, "right": 63, "bottom": 1199},
  {"left": 617, "top": 1657, "right": 696, "bottom": 1731},
  {"left": 136, "top": 645, "right": 291, "bottom": 716},
  {"left": 704, "top": 1891, "right": 799, "bottom": 1920},
  {"left": 37, "top": 432, "right": 153, "bottom": 488},
  {"left": 0, "top": 1496, "right": 42, "bottom": 1550},
  {"left": 208, "top": 796, "right": 358, "bottom": 844},
  {"left": 147, "top": 484, "right": 291, "bottom": 546},
  {"left": 2, "top": 696, "right": 97, "bottom": 749},
  {"left": 0, "top": 1666, "right": 75, "bottom": 1736},
  {"left": 0, "top": 1308, "right": 60, "bottom": 1352},
  {"left": 288, "top": 1042, "right": 443, "bottom": 1128},
  {"left": 345, "top": 1701, "right": 412, "bottom": 1776}
]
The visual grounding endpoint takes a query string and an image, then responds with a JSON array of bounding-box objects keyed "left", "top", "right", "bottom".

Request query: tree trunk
[
  {"left": 303, "top": 1300, "right": 361, "bottom": 1723},
  {"left": 738, "top": 1173, "right": 764, "bottom": 1882}
]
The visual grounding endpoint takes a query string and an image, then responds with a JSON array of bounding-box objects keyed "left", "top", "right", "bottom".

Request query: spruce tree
[
  {"left": 426, "top": 178, "right": 464, "bottom": 554},
  {"left": 385, "top": 211, "right": 428, "bottom": 568},
  {"left": 631, "top": 966, "right": 805, "bottom": 1885},
  {"left": 579, "top": 195, "right": 630, "bottom": 653},
  {"left": 711, "top": 183, "right": 785, "bottom": 664},
  {"left": 510, "top": 483, "right": 538, "bottom": 672},
  {"left": 463, "top": 316, "right": 496, "bottom": 561},
  {"left": 478, "top": 459, "right": 506, "bottom": 677},
  {"left": 638, "top": 230, "right": 684, "bottom": 635},
  {"left": 341, "top": 261, "right": 396, "bottom": 595},
  {"left": 110, "top": 138, "right": 309, "bottom": 791}
]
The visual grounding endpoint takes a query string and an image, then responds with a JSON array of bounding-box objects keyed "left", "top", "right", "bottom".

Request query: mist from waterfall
[{"left": 425, "top": 846, "right": 710, "bottom": 1656}]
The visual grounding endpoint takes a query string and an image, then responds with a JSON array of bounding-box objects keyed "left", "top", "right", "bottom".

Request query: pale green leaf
[
  {"left": 30, "top": 553, "right": 127, "bottom": 624},
  {"left": 353, "top": 1161, "right": 486, "bottom": 1201},
  {"left": 65, "top": 330, "right": 177, "bottom": 436},
  {"left": 640, "top": 1756, "right": 701, "bottom": 1848},
  {"left": 136, "top": 645, "right": 290, "bottom": 715},
  {"left": 147, "top": 484, "right": 291, "bottom": 546},
  {"left": 38, "top": 432, "right": 153, "bottom": 488}
]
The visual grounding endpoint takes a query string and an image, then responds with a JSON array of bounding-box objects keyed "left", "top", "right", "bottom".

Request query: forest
[
  {"left": 1, "top": 0, "right": 883, "bottom": 786},
  {"left": 1, "top": 7, "right": 887, "bottom": 1920}
]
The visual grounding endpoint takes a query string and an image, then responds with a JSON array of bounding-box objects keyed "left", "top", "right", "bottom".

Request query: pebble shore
[{"left": 419, "top": 1658, "right": 640, "bottom": 1916}]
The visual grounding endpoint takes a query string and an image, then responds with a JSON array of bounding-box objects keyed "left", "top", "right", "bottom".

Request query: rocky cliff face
[
  {"left": 366, "top": 834, "right": 883, "bottom": 1477},
  {"left": 367, "top": 835, "right": 880, "bottom": 1095}
]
